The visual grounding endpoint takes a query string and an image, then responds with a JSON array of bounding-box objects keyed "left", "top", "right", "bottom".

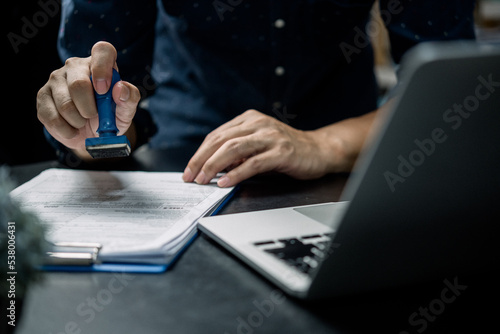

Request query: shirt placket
[{"left": 269, "top": 1, "right": 287, "bottom": 114}]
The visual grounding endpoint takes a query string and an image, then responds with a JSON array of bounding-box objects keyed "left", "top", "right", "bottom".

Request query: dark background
[
  {"left": 3, "top": 2, "right": 62, "bottom": 165},
  {"left": 3, "top": 1, "right": 499, "bottom": 167}
]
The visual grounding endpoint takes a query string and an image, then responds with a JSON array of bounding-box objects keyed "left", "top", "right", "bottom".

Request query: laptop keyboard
[{"left": 253, "top": 233, "right": 335, "bottom": 274}]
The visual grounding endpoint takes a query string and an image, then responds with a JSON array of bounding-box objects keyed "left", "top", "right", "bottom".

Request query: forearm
[{"left": 311, "top": 101, "right": 393, "bottom": 173}]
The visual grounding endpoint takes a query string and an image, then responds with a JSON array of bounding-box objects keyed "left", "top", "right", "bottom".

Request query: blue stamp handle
[{"left": 91, "top": 69, "right": 121, "bottom": 137}]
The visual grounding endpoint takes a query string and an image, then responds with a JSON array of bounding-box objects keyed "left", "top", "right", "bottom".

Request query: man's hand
[
  {"left": 37, "top": 41, "right": 140, "bottom": 159},
  {"left": 182, "top": 109, "right": 375, "bottom": 188}
]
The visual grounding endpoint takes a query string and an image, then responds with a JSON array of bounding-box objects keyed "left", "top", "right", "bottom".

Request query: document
[{"left": 10, "top": 169, "right": 235, "bottom": 266}]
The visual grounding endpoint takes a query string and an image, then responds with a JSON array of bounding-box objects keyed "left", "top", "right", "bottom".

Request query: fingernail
[
  {"left": 194, "top": 171, "right": 206, "bottom": 185},
  {"left": 217, "top": 175, "right": 230, "bottom": 188},
  {"left": 95, "top": 78, "right": 108, "bottom": 94},
  {"left": 183, "top": 167, "right": 193, "bottom": 182},
  {"left": 118, "top": 82, "right": 130, "bottom": 101}
]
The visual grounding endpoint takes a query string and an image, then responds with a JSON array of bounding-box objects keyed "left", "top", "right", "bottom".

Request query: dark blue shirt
[{"left": 58, "top": 0, "right": 476, "bottom": 148}]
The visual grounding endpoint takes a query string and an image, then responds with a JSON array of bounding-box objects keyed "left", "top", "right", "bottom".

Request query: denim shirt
[{"left": 58, "top": 0, "right": 475, "bottom": 148}]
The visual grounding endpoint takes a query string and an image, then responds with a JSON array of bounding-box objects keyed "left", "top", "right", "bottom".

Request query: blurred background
[
  {"left": 2, "top": 0, "right": 499, "bottom": 166},
  {"left": 3, "top": 2, "right": 61, "bottom": 165}
]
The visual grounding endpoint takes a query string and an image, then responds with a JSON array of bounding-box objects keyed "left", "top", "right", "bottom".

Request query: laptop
[{"left": 198, "top": 41, "right": 500, "bottom": 299}]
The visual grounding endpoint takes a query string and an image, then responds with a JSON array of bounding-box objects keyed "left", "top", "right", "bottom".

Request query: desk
[{"left": 11, "top": 148, "right": 496, "bottom": 334}]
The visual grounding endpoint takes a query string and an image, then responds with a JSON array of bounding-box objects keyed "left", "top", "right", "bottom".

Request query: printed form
[{"left": 10, "top": 169, "right": 234, "bottom": 264}]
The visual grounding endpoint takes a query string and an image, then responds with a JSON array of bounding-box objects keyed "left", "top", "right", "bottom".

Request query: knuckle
[
  {"left": 68, "top": 77, "right": 91, "bottom": 93},
  {"left": 59, "top": 99, "right": 77, "bottom": 116},
  {"left": 224, "top": 138, "right": 242, "bottom": 154},
  {"left": 277, "top": 139, "right": 294, "bottom": 157},
  {"left": 36, "top": 105, "right": 48, "bottom": 123},
  {"left": 205, "top": 131, "right": 222, "bottom": 145},
  {"left": 248, "top": 155, "right": 264, "bottom": 171},
  {"left": 260, "top": 126, "right": 280, "bottom": 138},
  {"left": 36, "top": 86, "right": 49, "bottom": 103},
  {"left": 39, "top": 111, "right": 60, "bottom": 129},
  {"left": 68, "top": 77, "right": 91, "bottom": 91},
  {"left": 64, "top": 57, "right": 80, "bottom": 67},
  {"left": 48, "top": 68, "right": 63, "bottom": 81},
  {"left": 187, "top": 156, "right": 202, "bottom": 171},
  {"left": 202, "top": 161, "right": 217, "bottom": 175},
  {"left": 250, "top": 114, "right": 272, "bottom": 128},
  {"left": 36, "top": 88, "right": 53, "bottom": 118},
  {"left": 243, "top": 109, "right": 259, "bottom": 117}
]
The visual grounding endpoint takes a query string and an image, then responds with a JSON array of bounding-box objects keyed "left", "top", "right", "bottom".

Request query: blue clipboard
[{"left": 40, "top": 186, "right": 238, "bottom": 273}]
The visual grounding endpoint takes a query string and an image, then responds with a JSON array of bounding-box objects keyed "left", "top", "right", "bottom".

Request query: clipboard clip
[{"left": 44, "top": 242, "right": 102, "bottom": 266}]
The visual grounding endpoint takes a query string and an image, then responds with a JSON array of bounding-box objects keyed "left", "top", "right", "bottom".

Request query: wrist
[
  {"left": 311, "top": 111, "right": 378, "bottom": 174},
  {"left": 311, "top": 129, "right": 352, "bottom": 174}
]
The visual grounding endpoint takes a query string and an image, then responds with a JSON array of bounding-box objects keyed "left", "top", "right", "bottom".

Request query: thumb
[{"left": 112, "top": 80, "right": 140, "bottom": 134}]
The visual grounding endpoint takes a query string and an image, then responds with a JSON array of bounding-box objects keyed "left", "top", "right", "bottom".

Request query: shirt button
[
  {"left": 274, "top": 19, "right": 285, "bottom": 29},
  {"left": 272, "top": 101, "right": 283, "bottom": 109},
  {"left": 274, "top": 66, "right": 285, "bottom": 76}
]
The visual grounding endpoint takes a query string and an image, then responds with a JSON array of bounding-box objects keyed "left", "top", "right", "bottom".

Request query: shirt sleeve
[
  {"left": 58, "top": 0, "right": 157, "bottom": 95},
  {"left": 379, "top": 0, "right": 476, "bottom": 64}
]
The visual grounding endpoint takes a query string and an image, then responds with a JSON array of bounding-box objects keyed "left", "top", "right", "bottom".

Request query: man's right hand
[{"left": 37, "top": 41, "right": 140, "bottom": 158}]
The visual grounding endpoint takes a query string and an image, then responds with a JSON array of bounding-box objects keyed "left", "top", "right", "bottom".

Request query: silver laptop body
[{"left": 198, "top": 42, "right": 500, "bottom": 299}]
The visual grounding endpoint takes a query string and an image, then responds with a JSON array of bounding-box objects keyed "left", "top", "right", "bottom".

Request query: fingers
[
  {"left": 64, "top": 57, "right": 96, "bottom": 118},
  {"left": 37, "top": 41, "right": 135, "bottom": 152},
  {"left": 184, "top": 110, "right": 289, "bottom": 187},
  {"left": 192, "top": 134, "right": 268, "bottom": 185},
  {"left": 90, "top": 42, "right": 138, "bottom": 135},
  {"left": 37, "top": 73, "right": 80, "bottom": 140},
  {"left": 50, "top": 76, "right": 86, "bottom": 130},
  {"left": 112, "top": 80, "right": 141, "bottom": 134},
  {"left": 38, "top": 57, "right": 95, "bottom": 142},
  {"left": 183, "top": 125, "right": 255, "bottom": 182},
  {"left": 182, "top": 110, "right": 260, "bottom": 184},
  {"left": 182, "top": 109, "right": 325, "bottom": 188},
  {"left": 218, "top": 150, "right": 278, "bottom": 187},
  {"left": 90, "top": 41, "right": 118, "bottom": 94}
]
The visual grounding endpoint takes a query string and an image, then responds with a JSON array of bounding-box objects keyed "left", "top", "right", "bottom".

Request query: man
[{"left": 37, "top": 0, "right": 476, "bottom": 187}]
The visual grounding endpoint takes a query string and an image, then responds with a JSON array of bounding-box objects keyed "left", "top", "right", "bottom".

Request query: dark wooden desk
[{"left": 11, "top": 148, "right": 496, "bottom": 334}]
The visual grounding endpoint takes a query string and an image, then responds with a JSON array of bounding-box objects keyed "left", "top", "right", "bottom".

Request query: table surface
[{"left": 10, "top": 148, "right": 496, "bottom": 334}]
